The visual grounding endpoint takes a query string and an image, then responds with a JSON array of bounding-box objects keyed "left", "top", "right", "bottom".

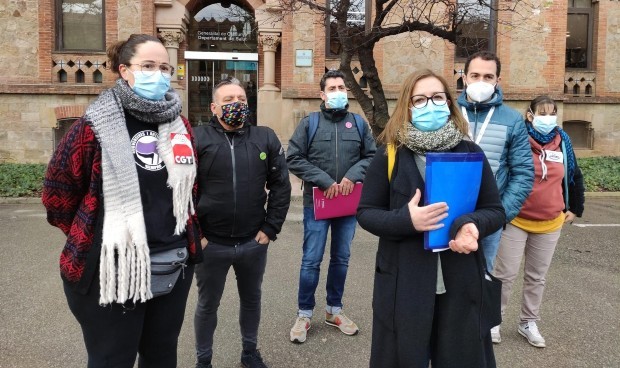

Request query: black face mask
[{"left": 218, "top": 101, "right": 249, "bottom": 127}]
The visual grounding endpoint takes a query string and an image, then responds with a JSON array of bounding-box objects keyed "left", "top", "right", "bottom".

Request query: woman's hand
[
  {"left": 408, "top": 188, "right": 449, "bottom": 231},
  {"left": 201, "top": 237, "right": 209, "bottom": 250},
  {"left": 449, "top": 223, "right": 479, "bottom": 254},
  {"left": 564, "top": 211, "right": 576, "bottom": 224}
]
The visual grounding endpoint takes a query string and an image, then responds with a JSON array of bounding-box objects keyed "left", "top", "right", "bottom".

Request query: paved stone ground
[{"left": 0, "top": 197, "right": 618, "bottom": 368}]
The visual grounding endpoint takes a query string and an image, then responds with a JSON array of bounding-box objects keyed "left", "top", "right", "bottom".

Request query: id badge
[
  {"left": 171, "top": 133, "right": 194, "bottom": 164},
  {"left": 545, "top": 150, "right": 563, "bottom": 163}
]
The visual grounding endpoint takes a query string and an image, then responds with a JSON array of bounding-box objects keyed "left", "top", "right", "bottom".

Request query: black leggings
[{"left": 63, "top": 265, "right": 194, "bottom": 368}]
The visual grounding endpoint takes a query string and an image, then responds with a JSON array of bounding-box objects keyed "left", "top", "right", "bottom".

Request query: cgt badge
[{"left": 171, "top": 133, "right": 195, "bottom": 164}]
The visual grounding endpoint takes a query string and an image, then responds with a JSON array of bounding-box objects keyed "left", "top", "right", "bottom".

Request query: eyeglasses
[
  {"left": 410, "top": 92, "right": 448, "bottom": 109},
  {"left": 128, "top": 62, "right": 174, "bottom": 76}
]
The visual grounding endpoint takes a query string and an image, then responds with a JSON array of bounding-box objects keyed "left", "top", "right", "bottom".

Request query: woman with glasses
[
  {"left": 357, "top": 69, "right": 505, "bottom": 367},
  {"left": 42, "top": 34, "right": 202, "bottom": 367}
]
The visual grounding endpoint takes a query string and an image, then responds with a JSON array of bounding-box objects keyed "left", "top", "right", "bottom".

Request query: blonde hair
[{"left": 378, "top": 69, "right": 469, "bottom": 146}]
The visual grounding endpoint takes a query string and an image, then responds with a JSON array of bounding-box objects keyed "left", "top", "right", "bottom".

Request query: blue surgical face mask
[
  {"left": 129, "top": 70, "right": 171, "bottom": 100},
  {"left": 532, "top": 115, "right": 558, "bottom": 135},
  {"left": 325, "top": 91, "right": 348, "bottom": 109},
  {"left": 410, "top": 103, "right": 451, "bottom": 131}
]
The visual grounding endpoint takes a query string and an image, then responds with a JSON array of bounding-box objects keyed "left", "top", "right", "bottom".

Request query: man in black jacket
[{"left": 193, "top": 78, "right": 291, "bottom": 368}]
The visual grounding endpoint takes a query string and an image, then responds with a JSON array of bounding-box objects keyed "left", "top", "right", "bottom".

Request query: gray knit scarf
[
  {"left": 397, "top": 119, "right": 464, "bottom": 155},
  {"left": 85, "top": 79, "right": 196, "bottom": 305}
]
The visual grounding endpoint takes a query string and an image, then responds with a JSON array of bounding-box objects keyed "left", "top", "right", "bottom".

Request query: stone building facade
[{"left": 0, "top": 0, "right": 618, "bottom": 163}]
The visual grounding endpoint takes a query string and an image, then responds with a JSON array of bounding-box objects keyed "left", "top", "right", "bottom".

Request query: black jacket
[
  {"left": 194, "top": 118, "right": 291, "bottom": 244},
  {"left": 357, "top": 141, "right": 505, "bottom": 368}
]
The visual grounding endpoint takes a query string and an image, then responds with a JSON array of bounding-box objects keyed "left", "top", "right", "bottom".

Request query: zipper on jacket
[{"left": 225, "top": 134, "right": 238, "bottom": 236}]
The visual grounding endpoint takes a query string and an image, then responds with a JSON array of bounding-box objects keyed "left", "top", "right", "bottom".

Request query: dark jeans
[
  {"left": 194, "top": 239, "right": 268, "bottom": 362},
  {"left": 63, "top": 264, "right": 195, "bottom": 368}
]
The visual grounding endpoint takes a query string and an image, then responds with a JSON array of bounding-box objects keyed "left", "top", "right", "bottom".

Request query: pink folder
[{"left": 313, "top": 183, "right": 363, "bottom": 220}]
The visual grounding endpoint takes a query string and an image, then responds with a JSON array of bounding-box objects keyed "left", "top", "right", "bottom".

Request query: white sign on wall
[{"left": 295, "top": 49, "right": 313, "bottom": 67}]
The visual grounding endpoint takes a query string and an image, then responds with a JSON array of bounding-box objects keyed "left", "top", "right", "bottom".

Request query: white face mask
[{"left": 465, "top": 81, "right": 496, "bottom": 103}]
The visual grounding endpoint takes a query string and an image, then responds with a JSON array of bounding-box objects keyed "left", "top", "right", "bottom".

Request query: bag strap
[
  {"left": 387, "top": 143, "right": 396, "bottom": 182},
  {"left": 351, "top": 113, "right": 366, "bottom": 150},
  {"left": 307, "top": 112, "right": 320, "bottom": 150},
  {"left": 308, "top": 112, "right": 366, "bottom": 150}
]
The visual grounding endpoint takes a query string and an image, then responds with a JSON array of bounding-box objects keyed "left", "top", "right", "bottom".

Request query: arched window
[
  {"left": 75, "top": 69, "right": 85, "bottom": 83},
  {"left": 189, "top": 3, "right": 257, "bottom": 52}
]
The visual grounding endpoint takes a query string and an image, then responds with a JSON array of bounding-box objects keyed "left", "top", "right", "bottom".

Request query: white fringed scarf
[{"left": 85, "top": 79, "right": 195, "bottom": 305}]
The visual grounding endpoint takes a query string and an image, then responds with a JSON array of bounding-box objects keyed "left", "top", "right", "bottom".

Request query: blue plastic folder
[{"left": 424, "top": 152, "right": 485, "bottom": 251}]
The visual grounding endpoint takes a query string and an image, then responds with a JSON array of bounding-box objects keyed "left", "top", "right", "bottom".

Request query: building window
[
  {"left": 455, "top": 0, "right": 496, "bottom": 59},
  {"left": 326, "top": 0, "right": 368, "bottom": 57},
  {"left": 56, "top": 0, "right": 105, "bottom": 51},
  {"left": 563, "top": 120, "right": 594, "bottom": 149},
  {"left": 566, "top": 0, "right": 593, "bottom": 69}
]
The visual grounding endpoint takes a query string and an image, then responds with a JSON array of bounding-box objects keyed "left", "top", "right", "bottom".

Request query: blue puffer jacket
[{"left": 457, "top": 87, "right": 534, "bottom": 222}]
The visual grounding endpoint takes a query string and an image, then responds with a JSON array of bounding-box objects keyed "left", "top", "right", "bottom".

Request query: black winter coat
[
  {"left": 357, "top": 141, "right": 505, "bottom": 368},
  {"left": 194, "top": 118, "right": 291, "bottom": 244}
]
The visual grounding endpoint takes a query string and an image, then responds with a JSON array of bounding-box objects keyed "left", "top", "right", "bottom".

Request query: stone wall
[
  {"left": 1, "top": 0, "right": 39, "bottom": 80},
  {"left": 0, "top": 94, "right": 97, "bottom": 163}
]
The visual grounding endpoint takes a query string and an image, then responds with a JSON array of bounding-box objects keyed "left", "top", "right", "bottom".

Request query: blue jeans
[
  {"left": 297, "top": 207, "right": 357, "bottom": 317},
  {"left": 482, "top": 228, "right": 503, "bottom": 272}
]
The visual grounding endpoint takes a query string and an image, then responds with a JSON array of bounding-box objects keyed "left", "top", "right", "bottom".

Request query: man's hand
[
  {"left": 201, "top": 237, "right": 209, "bottom": 250},
  {"left": 255, "top": 230, "right": 270, "bottom": 245},
  {"left": 407, "top": 189, "right": 449, "bottom": 231},
  {"left": 323, "top": 182, "right": 340, "bottom": 199},
  {"left": 339, "top": 177, "right": 355, "bottom": 196},
  {"left": 449, "top": 223, "right": 479, "bottom": 254}
]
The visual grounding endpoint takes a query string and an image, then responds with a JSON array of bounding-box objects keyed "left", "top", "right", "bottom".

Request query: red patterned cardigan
[{"left": 42, "top": 116, "right": 203, "bottom": 295}]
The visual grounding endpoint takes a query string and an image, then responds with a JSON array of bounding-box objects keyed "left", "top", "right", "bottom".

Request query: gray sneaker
[
  {"left": 290, "top": 316, "right": 311, "bottom": 343},
  {"left": 490, "top": 325, "right": 501, "bottom": 344},
  {"left": 518, "top": 321, "right": 546, "bottom": 348}
]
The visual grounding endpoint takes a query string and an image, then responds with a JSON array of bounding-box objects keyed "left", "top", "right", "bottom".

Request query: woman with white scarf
[{"left": 42, "top": 34, "right": 202, "bottom": 368}]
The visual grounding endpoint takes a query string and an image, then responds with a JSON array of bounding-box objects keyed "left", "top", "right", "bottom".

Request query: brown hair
[
  {"left": 107, "top": 34, "right": 163, "bottom": 76},
  {"left": 526, "top": 95, "right": 557, "bottom": 122},
  {"left": 378, "top": 69, "right": 469, "bottom": 146},
  {"left": 464, "top": 51, "right": 501, "bottom": 77}
]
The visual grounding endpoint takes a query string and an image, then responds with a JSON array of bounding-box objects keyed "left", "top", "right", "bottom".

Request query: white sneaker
[
  {"left": 290, "top": 316, "right": 311, "bottom": 343},
  {"left": 490, "top": 325, "right": 501, "bottom": 344},
  {"left": 518, "top": 321, "right": 546, "bottom": 348}
]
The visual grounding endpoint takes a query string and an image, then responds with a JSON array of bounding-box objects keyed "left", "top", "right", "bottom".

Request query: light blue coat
[{"left": 457, "top": 87, "right": 534, "bottom": 222}]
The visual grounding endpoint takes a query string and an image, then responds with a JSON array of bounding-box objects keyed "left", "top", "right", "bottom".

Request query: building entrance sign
[{"left": 185, "top": 52, "right": 259, "bottom": 126}]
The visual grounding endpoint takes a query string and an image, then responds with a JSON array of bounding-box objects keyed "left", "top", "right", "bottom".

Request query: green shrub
[
  {"left": 0, "top": 163, "right": 47, "bottom": 197},
  {"left": 0, "top": 157, "right": 618, "bottom": 197},
  {"left": 578, "top": 156, "right": 620, "bottom": 192}
]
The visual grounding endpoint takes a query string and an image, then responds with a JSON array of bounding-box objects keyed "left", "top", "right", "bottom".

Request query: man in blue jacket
[
  {"left": 458, "top": 51, "right": 534, "bottom": 271},
  {"left": 457, "top": 51, "right": 534, "bottom": 275},
  {"left": 287, "top": 70, "right": 376, "bottom": 344}
]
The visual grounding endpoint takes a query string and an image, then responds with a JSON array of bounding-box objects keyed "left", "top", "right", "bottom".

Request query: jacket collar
[
  {"left": 320, "top": 102, "right": 349, "bottom": 122},
  {"left": 208, "top": 115, "right": 248, "bottom": 135}
]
